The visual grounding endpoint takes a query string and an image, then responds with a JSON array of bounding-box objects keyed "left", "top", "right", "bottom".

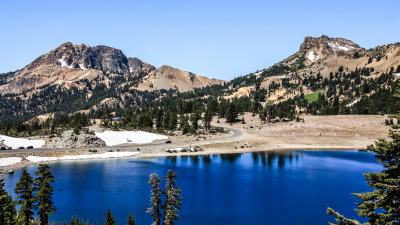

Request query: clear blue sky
[{"left": 1, "top": 0, "right": 399, "bottom": 80}]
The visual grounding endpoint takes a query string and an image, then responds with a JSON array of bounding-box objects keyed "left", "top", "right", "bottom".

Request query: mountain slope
[
  {"left": 0, "top": 36, "right": 399, "bottom": 123},
  {"left": 137, "top": 65, "right": 224, "bottom": 92},
  {"left": 0, "top": 42, "right": 222, "bottom": 95},
  {"left": 231, "top": 35, "right": 400, "bottom": 102}
]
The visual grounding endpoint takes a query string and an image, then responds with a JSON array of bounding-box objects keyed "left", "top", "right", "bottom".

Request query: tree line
[{"left": 0, "top": 168, "right": 182, "bottom": 225}]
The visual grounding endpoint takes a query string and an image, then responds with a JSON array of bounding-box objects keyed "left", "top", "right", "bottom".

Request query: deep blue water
[{"left": 3, "top": 150, "right": 380, "bottom": 225}]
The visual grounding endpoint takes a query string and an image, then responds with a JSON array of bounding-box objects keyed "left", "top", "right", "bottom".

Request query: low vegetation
[{"left": 304, "top": 90, "right": 324, "bottom": 103}]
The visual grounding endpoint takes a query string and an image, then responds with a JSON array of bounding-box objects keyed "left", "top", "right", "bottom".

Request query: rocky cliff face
[
  {"left": 299, "top": 35, "right": 363, "bottom": 63},
  {"left": 300, "top": 35, "right": 361, "bottom": 52},
  {"left": 128, "top": 57, "right": 156, "bottom": 75},
  {"left": 27, "top": 42, "right": 134, "bottom": 74}
]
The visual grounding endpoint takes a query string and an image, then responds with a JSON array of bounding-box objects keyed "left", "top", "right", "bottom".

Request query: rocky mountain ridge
[
  {"left": 0, "top": 42, "right": 223, "bottom": 94},
  {"left": 0, "top": 35, "right": 398, "bottom": 122},
  {"left": 227, "top": 35, "right": 400, "bottom": 102}
]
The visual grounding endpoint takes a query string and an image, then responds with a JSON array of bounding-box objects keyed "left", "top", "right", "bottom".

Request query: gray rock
[
  {"left": 49, "top": 130, "right": 106, "bottom": 148},
  {"left": 27, "top": 42, "right": 155, "bottom": 75}
]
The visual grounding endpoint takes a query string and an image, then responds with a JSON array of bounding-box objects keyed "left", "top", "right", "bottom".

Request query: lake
[{"left": 3, "top": 150, "right": 380, "bottom": 225}]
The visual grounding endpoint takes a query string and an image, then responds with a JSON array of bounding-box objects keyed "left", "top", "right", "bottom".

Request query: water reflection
[
  {"left": 250, "top": 151, "right": 299, "bottom": 167},
  {"left": 3, "top": 150, "right": 378, "bottom": 225},
  {"left": 219, "top": 153, "right": 241, "bottom": 163},
  {"left": 164, "top": 151, "right": 299, "bottom": 168},
  {"left": 202, "top": 155, "right": 211, "bottom": 164}
]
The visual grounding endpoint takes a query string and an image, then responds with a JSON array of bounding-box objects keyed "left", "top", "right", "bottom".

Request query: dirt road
[{"left": 0, "top": 125, "right": 244, "bottom": 156}]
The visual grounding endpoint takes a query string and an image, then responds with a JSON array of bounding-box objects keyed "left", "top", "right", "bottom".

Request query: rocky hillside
[
  {"left": 0, "top": 42, "right": 222, "bottom": 94},
  {"left": 227, "top": 35, "right": 400, "bottom": 102},
  {"left": 299, "top": 35, "right": 362, "bottom": 65},
  {"left": 138, "top": 65, "right": 224, "bottom": 92},
  {"left": 0, "top": 42, "right": 225, "bottom": 121},
  {"left": 0, "top": 35, "right": 399, "bottom": 122},
  {"left": 280, "top": 35, "right": 399, "bottom": 74}
]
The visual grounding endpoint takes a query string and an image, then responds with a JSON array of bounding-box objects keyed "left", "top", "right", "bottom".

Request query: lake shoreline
[
  {"left": 0, "top": 145, "right": 367, "bottom": 177},
  {"left": 2, "top": 114, "right": 386, "bottom": 177}
]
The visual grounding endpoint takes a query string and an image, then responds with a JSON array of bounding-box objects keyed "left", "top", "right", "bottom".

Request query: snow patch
[
  {"left": 58, "top": 56, "right": 73, "bottom": 68},
  {"left": 253, "top": 71, "right": 263, "bottom": 76},
  {"left": 307, "top": 51, "right": 319, "bottom": 62},
  {"left": 95, "top": 131, "right": 167, "bottom": 146},
  {"left": 328, "top": 42, "right": 355, "bottom": 51},
  {"left": 78, "top": 72, "right": 90, "bottom": 80},
  {"left": 60, "top": 152, "right": 139, "bottom": 160},
  {"left": 346, "top": 100, "right": 359, "bottom": 107},
  {"left": 129, "top": 67, "right": 133, "bottom": 73},
  {"left": 79, "top": 64, "right": 86, "bottom": 70},
  {"left": 0, "top": 157, "right": 22, "bottom": 167},
  {"left": 393, "top": 73, "right": 400, "bottom": 77},
  {"left": 26, "top": 156, "right": 57, "bottom": 163},
  {"left": 25, "top": 152, "right": 140, "bottom": 163},
  {"left": 0, "top": 135, "right": 45, "bottom": 149}
]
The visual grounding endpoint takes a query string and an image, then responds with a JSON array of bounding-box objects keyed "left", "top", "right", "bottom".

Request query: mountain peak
[
  {"left": 26, "top": 43, "right": 136, "bottom": 74},
  {"left": 300, "top": 35, "right": 361, "bottom": 52},
  {"left": 298, "top": 35, "right": 363, "bottom": 63},
  {"left": 59, "top": 42, "right": 73, "bottom": 47}
]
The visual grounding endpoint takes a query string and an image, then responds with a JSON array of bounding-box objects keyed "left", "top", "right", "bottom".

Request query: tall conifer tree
[
  {"left": 162, "top": 170, "right": 182, "bottom": 225},
  {"left": 127, "top": 212, "right": 135, "bottom": 225},
  {"left": 34, "top": 164, "right": 56, "bottom": 225},
  {"left": 147, "top": 174, "right": 162, "bottom": 225},
  {"left": 328, "top": 112, "right": 400, "bottom": 224},
  {"left": 14, "top": 170, "right": 35, "bottom": 225},
  {"left": 0, "top": 178, "right": 16, "bottom": 225},
  {"left": 105, "top": 209, "right": 116, "bottom": 225}
]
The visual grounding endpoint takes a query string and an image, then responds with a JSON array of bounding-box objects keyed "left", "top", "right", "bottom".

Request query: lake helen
[{"left": 3, "top": 150, "right": 380, "bottom": 225}]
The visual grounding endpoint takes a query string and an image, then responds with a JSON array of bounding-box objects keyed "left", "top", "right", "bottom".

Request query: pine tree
[
  {"left": 162, "top": 170, "right": 182, "bottom": 225},
  {"left": 327, "top": 120, "right": 400, "bottom": 224},
  {"left": 226, "top": 102, "right": 238, "bottom": 123},
  {"left": 203, "top": 108, "right": 213, "bottom": 131},
  {"left": 127, "top": 213, "right": 135, "bottom": 225},
  {"left": 179, "top": 115, "right": 187, "bottom": 130},
  {"left": 170, "top": 111, "right": 178, "bottom": 130},
  {"left": 14, "top": 170, "right": 35, "bottom": 225},
  {"left": 105, "top": 209, "right": 116, "bottom": 225},
  {"left": 147, "top": 173, "right": 162, "bottom": 225},
  {"left": 34, "top": 164, "right": 56, "bottom": 225},
  {"left": 155, "top": 108, "right": 164, "bottom": 130},
  {"left": 68, "top": 215, "right": 89, "bottom": 225},
  {"left": 163, "top": 110, "right": 171, "bottom": 130},
  {"left": 0, "top": 178, "right": 16, "bottom": 225},
  {"left": 190, "top": 110, "right": 201, "bottom": 130}
]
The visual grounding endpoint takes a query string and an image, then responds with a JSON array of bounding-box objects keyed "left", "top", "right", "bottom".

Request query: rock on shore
[{"left": 47, "top": 130, "right": 106, "bottom": 148}]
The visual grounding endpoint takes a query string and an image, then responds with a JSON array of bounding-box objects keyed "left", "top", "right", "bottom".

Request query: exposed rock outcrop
[
  {"left": 299, "top": 35, "right": 363, "bottom": 64},
  {"left": 128, "top": 57, "right": 156, "bottom": 75},
  {"left": 48, "top": 130, "right": 106, "bottom": 148},
  {"left": 0, "top": 42, "right": 224, "bottom": 95}
]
